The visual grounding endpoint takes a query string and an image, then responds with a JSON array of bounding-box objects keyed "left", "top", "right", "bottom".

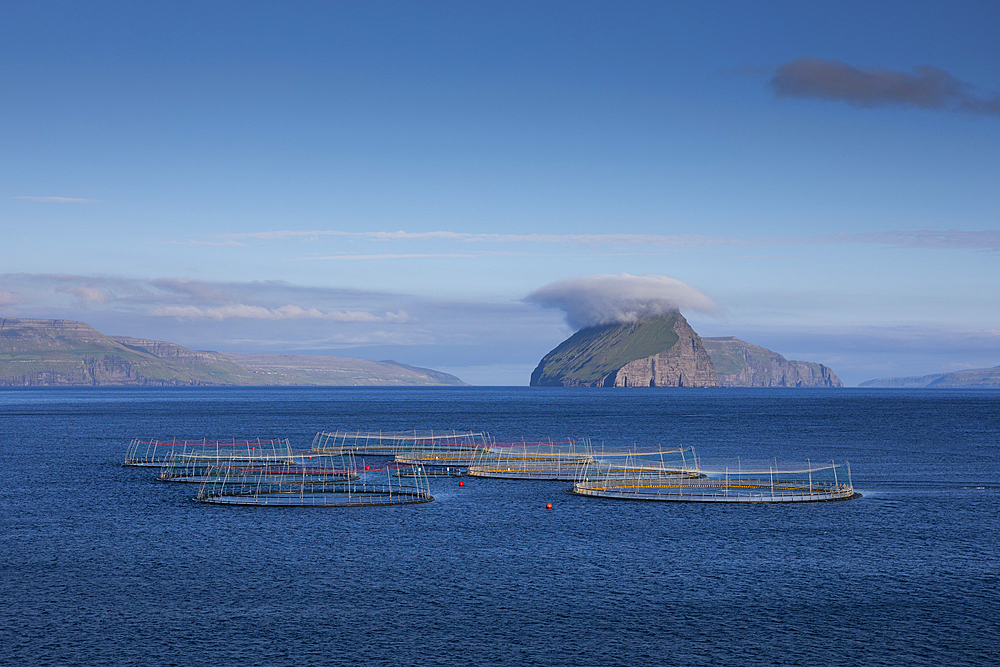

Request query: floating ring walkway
[{"left": 573, "top": 460, "right": 857, "bottom": 503}]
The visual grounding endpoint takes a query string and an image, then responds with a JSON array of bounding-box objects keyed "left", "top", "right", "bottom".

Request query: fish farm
[
  {"left": 124, "top": 430, "right": 858, "bottom": 506},
  {"left": 125, "top": 437, "right": 433, "bottom": 507}
]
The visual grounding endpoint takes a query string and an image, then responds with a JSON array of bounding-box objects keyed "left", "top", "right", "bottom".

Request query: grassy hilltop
[
  {"left": 0, "top": 318, "right": 258, "bottom": 385},
  {"left": 530, "top": 314, "right": 683, "bottom": 386}
]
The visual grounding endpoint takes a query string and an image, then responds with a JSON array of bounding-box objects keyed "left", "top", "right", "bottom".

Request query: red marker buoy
[
  {"left": 459, "top": 481, "right": 464, "bottom": 487},
  {"left": 546, "top": 503, "right": 553, "bottom": 510},
  {"left": 365, "top": 465, "right": 370, "bottom": 470}
]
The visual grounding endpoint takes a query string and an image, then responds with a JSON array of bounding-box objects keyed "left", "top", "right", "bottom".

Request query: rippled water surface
[{"left": 1, "top": 387, "right": 997, "bottom": 666}]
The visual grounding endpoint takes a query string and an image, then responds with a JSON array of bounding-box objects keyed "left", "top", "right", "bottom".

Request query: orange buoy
[{"left": 546, "top": 503, "right": 553, "bottom": 509}]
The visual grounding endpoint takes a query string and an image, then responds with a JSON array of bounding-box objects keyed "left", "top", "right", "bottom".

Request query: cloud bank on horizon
[
  {"left": 3, "top": 271, "right": 1000, "bottom": 386},
  {"left": 0, "top": 272, "right": 555, "bottom": 355},
  {"left": 771, "top": 57, "right": 1000, "bottom": 116},
  {"left": 525, "top": 274, "right": 716, "bottom": 331}
]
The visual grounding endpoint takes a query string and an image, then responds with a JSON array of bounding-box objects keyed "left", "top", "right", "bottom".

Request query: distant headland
[
  {"left": 860, "top": 367, "right": 1000, "bottom": 388},
  {"left": 529, "top": 312, "right": 842, "bottom": 388},
  {"left": 0, "top": 318, "right": 466, "bottom": 386}
]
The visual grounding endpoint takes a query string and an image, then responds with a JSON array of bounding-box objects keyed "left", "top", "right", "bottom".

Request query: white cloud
[
  {"left": 56, "top": 285, "right": 109, "bottom": 305},
  {"left": 148, "top": 303, "right": 410, "bottom": 322},
  {"left": 383, "top": 310, "right": 411, "bottom": 322},
  {"left": 0, "top": 289, "right": 23, "bottom": 306},
  {"left": 525, "top": 273, "right": 716, "bottom": 330}
]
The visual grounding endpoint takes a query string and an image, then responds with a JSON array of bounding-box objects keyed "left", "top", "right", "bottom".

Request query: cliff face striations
[
  {"left": 529, "top": 313, "right": 718, "bottom": 388},
  {"left": 110, "top": 336, "right": 239, "bottom": 366},
  {"left": 701, "top": 337, "right": 843, "bottom": 388}
]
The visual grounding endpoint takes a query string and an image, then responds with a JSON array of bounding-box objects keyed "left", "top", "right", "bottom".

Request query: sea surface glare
[{"left": 1, "top": 386, "right": 997, "bottom": 666}]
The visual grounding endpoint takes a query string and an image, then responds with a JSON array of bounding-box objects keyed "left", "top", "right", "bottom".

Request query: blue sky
[{"left": 2, "top": 1, "right": 999, "bottom": 385}]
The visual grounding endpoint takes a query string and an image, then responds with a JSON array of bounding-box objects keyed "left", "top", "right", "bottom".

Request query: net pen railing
[
  {"left": 464, "top": 438, "right": 594, "bottom": 480},
  {"left": 160, "top": 452, "right": 359, "bottom": 484},
  {"left": 573, "top": 459, "right": 856, "bottom": 503},
  {"left": 124, "top": 438, "right": 293, "bottom": 467},
  {"left": 311, "top": 429, "right": 490, "bottom": 457},
  {"left": 194, "top": 459, "right": 434, "bottom": 507}
]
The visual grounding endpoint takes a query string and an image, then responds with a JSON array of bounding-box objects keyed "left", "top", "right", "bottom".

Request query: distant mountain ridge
[
  {"left": 224, "top": 352, "right": 466, "bottom": 386},
  {"left": 860, "top": 366, "right": 1000, "bottom": 388},
  {"left": 0, "top": 318, "right": 256, "bottom": 386},
  {"left": 0, "top": 318, "right": 465, "bottom": 386}
]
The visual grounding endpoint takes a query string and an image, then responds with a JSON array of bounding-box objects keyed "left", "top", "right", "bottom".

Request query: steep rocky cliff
[
  {"left": 701, "top": 337, "right": 843, "bottom": 388},
  {"left": 529, "top": 313, "right": 718, "bottom": 388}
]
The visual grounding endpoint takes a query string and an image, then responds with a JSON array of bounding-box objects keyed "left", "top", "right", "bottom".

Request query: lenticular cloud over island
[{"left": 525, "top": 274, "right": 715, "bottom": 330}]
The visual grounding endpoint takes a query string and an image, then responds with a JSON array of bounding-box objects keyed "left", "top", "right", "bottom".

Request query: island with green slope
[{"left": 530, "top": 313, "right": 841, "bottom": 388}]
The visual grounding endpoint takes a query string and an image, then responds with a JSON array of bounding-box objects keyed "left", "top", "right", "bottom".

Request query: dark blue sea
[{"left": 1, "top": 387, "right": 997, "bottom": 666}]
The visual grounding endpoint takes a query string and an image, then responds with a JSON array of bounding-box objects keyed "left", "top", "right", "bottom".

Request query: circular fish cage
[
  {"left": 160, "top": 453, "right": 359, "bottom": 484},
  {"left": 572, "top": 459, "right": 858, "bottom": 503},
  {"left": 311, "top": 429, "right": 490, "bottom": 457},
  {"left": 467, "top": 444, "right": 699, "bottom": 482},
  {"left": 194, "top": 461, "right": 434, "bottom": 507},
  {"left": 124, "top": 437, "right": 292, "bottom": 467},
  {"left": 466, "top": 453, "right": 593, "bottom": 481},
  {"left": 464, "top": 439, "right": 594, "bottom": 480}
]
